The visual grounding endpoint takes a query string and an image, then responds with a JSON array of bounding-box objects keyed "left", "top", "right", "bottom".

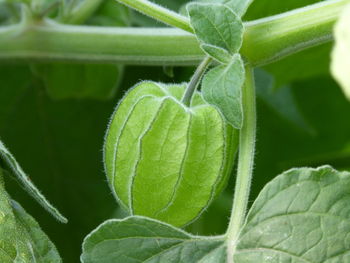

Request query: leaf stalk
[{"left": 182, "top": 56, "right": 212, "bottom": 106}]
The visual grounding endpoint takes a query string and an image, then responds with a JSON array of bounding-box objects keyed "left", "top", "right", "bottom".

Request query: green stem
[
  {"left": 226, "top": 66, "right": 256, "bottom": 263},
  {"left": 182, "top": 56, "right": 212, "bottom": 106},
  {"left": 116, "top": 0, "right": 193, "bottom": 33},
  {"left": 242, "top": 0, "right": 349, "bottom": 66},
  {"left": 0, "top": 0, "right": 347, "bottom": 66}
]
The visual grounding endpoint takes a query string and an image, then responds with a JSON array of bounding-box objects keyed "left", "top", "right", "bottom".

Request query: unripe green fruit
[{"left": 104, "top": 81, "right": 238, "bottom": 226}]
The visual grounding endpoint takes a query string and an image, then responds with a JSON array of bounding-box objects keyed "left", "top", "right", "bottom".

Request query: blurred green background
[{"left": 1, "top": 0, "right": 349, "bottom": 262}]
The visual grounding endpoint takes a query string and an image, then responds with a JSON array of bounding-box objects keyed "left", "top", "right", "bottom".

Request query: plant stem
[
  {"left": 242, "top": 0, "right": 350, "bottom": 66},
  {"left": 116, "top": 0, "right": 193, "bottom": 33},
  {"left": 182, "top": 56, "right": 212, "bottom": 106},
  {"left": 0, "top": 0, "right": 347, "bottom": 66},
  {"left": 226, "top": 66, "right": 256, "bottom": 263}
]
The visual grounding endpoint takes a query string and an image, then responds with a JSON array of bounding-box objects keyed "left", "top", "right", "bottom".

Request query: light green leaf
[
  {"left": 187, "top": 3, "right": 243, "bottom": 59},
  {"left": 201, "top": 44, "right": 232, "bottom": 64},
  {"left": 0, "top": 139, "right": 67, "bottom": 223},
  {"left": 202, "top": 54, "right": 245, "bottom": 128},
  {"left": 0, "top": 170, "right": 62, "bottom": 263},
  {"left": 32, "top": 63, "right": 123, "bottom": 100},
  {"left": 81, "top": 216, "right": 225, "bottom": 263},
  {"left": 331, "top": 3, "right": 350, "bottom": 101},
  {"left": 234, "top": 166, "right": 350, "bottom": 263}
]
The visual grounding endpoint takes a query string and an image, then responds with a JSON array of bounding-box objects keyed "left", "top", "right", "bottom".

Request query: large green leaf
[
  {"left": 234, "top": 166, "right": 350, "bottom": 262},
  {"left": 331, "top": 3, "right": 350, "bottom": 100},
  {"left": 187, "top": 3, "right": 243, "bottom": 61},
  {"left": 0, "top": 169, "right": 62, "bottom": 263},
  {"left": 81, "top": 216, "right": 226, "bottom": 263},
  {"left": 202, "top": 54, "right": 245, "bottom": 128}
]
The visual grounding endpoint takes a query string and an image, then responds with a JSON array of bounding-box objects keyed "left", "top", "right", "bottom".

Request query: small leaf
[
  {"left": 0, "top": 170, "right": 62, "bottom": 263},
  {"left": 331, "top": 4, "right": 350, "bottom": 101},
  {"left": 0, "top": 139, "right": 67, "bottom": 223},
  {"left": 202, "top": 54, "right": 245, "bottom": 128},
  {"left": 201, "top": 44, "right": 232, "bottom": 64},
  {"left": 187, "top": 3, "right": 243, "bottom": 58},
  {"left": 234, "top": 166, "right": 350, "bottom": 263},
  {"left": 81, "top": 216, "right": 226, "bottom": 263}
]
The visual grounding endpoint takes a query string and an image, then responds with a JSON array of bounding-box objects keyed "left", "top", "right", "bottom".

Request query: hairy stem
[
  {"left": 0, "top": 0, "right": 347, "bottom": 65},
  {"left": 226, "top": 66, "right": 256, "bottom": 263},
  {"left": 182, "top": 56, "right": 212, "bottom": 106},
  {"left": 116, "top": 0, "right": 193, "bottom": 33}
]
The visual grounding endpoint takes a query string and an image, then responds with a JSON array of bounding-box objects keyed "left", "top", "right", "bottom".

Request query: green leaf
[
  {"left": 331, "top": 4, "right": 350, "bottom": 101},
  {"left": 187, "top": 3, "right": 243, "bottom": 59},
  {"left": 0, "top": 170, "right": 62, "bottom": 263},
  {"left": 234, "top": 166, "right": 350, "bottom": 263},
  {"left": 81, "top": 216, "right": 225, "bottom": 263},
  {"left": 201, "top": 44, "right": 232, "bottom": 64},
  {"left": 202, "top": 54, "right": 245, "bottom": 128},
  {"left": 0, "top": 139, "right": 67, "bottom": 223},
  {"left": 32, "top": 63, "right": 123, "bottom": 100}
]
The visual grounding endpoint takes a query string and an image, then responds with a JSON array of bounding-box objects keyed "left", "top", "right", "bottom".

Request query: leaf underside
[
  {"left": 202, "top": 55, "right": 245, "bottom": 128},
  {"left": 235, "top": 166, "right": 350, "bottom": 263},
  {"left": 81, "top": 216, "right": 226, "bottom": 263},
  {"left": 187, "top": 3, "right": 244, "bottom": 58}
]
